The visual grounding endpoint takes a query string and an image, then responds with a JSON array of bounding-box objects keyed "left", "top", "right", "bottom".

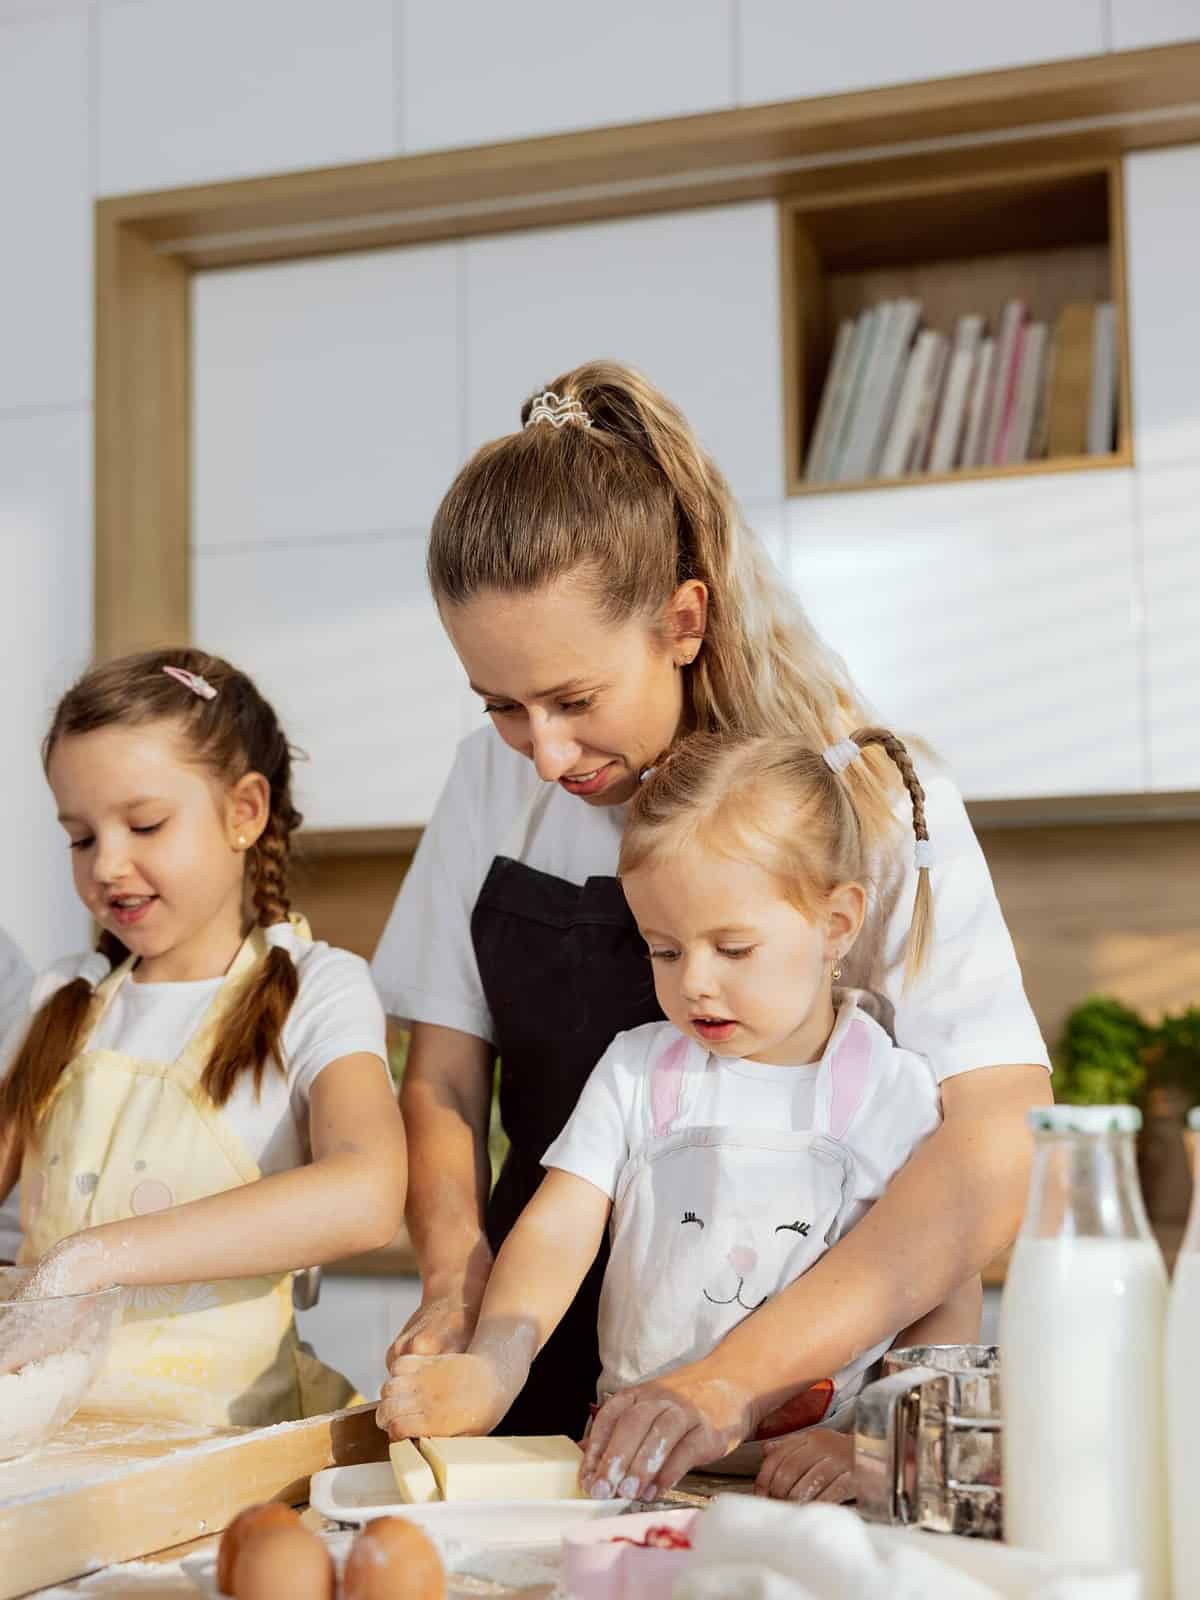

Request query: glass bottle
[
  {"left": 1001, "top": 1105, "right": 1167, "bottom": 1596},
  {"left": 1166, "top": 1106, "right": 1200, "bottom": 1598}
]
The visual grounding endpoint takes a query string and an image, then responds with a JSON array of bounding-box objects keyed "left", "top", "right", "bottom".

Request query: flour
[{"left": 0, "top": 1349, "right": 94, "bottom": 1460}]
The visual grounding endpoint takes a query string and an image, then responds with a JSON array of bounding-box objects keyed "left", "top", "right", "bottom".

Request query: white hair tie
[
  {"left": 78, "top": 952, "right": 112, "bottom": 990},
  {"left": 526, "top": 391, "right": 592, "bottom": 430},
  {"left": 914, "top": 839, "right": 934, "bottom": 871},
  {"left": 264, "top": 922, "right": 294, "bottom": 952},
  {"left": 822, "top": 738, "right": 861, "bottom": 775}
]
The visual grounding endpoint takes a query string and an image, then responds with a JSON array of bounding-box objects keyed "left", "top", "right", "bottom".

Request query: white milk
[
  {"left": 1001, "top": 1235, "right": 1168, "bottom": 1597},
  {"left": 1167, "top": 1252, "right": 1200, "bottom": 1597}
]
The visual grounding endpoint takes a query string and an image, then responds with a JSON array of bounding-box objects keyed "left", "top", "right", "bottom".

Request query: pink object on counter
[{"left": 562, "top": 1509, "right": 697, "bottom": 1600}]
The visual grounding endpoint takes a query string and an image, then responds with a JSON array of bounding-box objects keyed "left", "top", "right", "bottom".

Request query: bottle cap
[{"left": 1027, "top": 1105, "right": 1142, "bottom": 1135}]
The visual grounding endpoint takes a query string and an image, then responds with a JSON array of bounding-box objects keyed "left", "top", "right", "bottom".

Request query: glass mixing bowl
[{"left": 0, "top": 1266, "right": 125, "bottom": 1460}]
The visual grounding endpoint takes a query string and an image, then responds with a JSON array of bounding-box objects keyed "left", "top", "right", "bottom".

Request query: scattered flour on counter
[{"left": 0, "top": 1349, "right": 93, "bottom": 1459}]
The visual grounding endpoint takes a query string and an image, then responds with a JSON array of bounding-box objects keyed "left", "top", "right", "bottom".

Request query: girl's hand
[
  {"left": 580, "top": 1366, "right": 756, "bottom": 1502},
  {"left": 754, "top": 1427, "right": 855, "bottom": 1504},
  {"left": 375, "top": 1351, "right": 512, "bottom": 1440},
  {"left": 0, "top": 1235, "right": 113, "bottom": 1376},
  {"left": 21, "top": 1233, "right": 112, "bottom": 1299}
]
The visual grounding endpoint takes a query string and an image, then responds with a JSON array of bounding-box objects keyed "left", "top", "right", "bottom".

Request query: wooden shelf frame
[
  {"left": 95, "top": 41, "right": 1200, "bottom": 659},
  {"left": 781, "top": 158, "right": 1135, "bottom": 494}
]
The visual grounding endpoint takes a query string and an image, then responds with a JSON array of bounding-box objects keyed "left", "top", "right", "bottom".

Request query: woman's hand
[
  {"left": 376, "top": 1351, "right": 513, "bottom": 1440},
  {"left": 386, "top": 1265, "right": 491, "bottom": 1364},
  {"left": 580, "top": 1363, "right": 757, "bottom": 1501},
  {"left": 754, "top": 1427, "right": 855, "bottom": 1504}
]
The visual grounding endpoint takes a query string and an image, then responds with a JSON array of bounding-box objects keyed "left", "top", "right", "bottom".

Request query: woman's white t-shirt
[
  {"left": 1, "top": 924, "right": 390, "bottom": 1178},
  {"left": 372, "top": 727, "right": 1050, "bottom": 1083}
]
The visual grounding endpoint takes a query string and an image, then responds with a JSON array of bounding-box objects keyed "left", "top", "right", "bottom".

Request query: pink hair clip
[{"left": 162, "top": 664, "right": 217, "bottom": 701}]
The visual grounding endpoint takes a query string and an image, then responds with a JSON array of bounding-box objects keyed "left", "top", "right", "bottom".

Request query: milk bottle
[
  {"left": 1001, "top": 1105, "right": 1168, "bottom": 1596},
  {"left": 1167, "top": 1106, "right": 1200, "bottom": 1598}
]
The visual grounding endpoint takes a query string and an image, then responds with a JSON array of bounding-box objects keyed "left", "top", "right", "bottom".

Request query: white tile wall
[
  {"left": 464, "top": 203, "right": 784, "bottom": 502},
  {"left": 780, "top": 471, "right": 1144, "bottom": 800},
  {"left": 737, "top": 0, "right": 1108, "bottom": 105},
  {"left": 1111, "top": 1, "right": 1200, "bottom": 49},
  {"left": 192, "top": 245, "right": 462, "bottom": 548},
  {"left": 0, "top": 411, "right": 93, "bottom": 968},
  {"left": 96, "top": 0, "right": 396, "bottom": 195},
  {"left": 192, "top": 534, "right": 472, "bottom": 831},
  {"left": 1139, "top": 464, "right": 1200, "bottom": 792},
  {"left": 1125, "top": 146, "right": 1200, "bottom": 470},
  {"left": 401, "top": 1, "right": 732, "bottom": 153},
  {"left": 0, "top": 13, "right": 90, "bottom": 412}
]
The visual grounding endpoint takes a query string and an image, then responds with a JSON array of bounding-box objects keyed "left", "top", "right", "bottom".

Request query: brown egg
[
  {"left": 217, "top": 1502, "right": 301, "bottom": 1594},
  {"left": 231, "top": 1520, "right": 335, "bottom": 1600},
  {"left": 343, "top": 1516, "right": 446, "bottom": 1600}
]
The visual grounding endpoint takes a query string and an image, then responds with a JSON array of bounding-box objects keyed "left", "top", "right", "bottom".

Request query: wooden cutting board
[{"left": 0, "top": 1403, "right": 387, "bottom": 1599}]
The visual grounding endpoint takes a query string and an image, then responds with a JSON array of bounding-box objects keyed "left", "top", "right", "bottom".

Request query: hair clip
[
  {"left": 638, "top": 765, "right": 657, "bottom": 783},
  {"left": 914, "top": 839, "right": 934, "bottom": 872},
  {"left": 527, "top": 391, "right": 592, "bottom": 430},
  {"left": 162, "top": 665, "right": 217, "bottom": 701},
  {"left": 822, "top": 738, "right": 861, "bottom": 775}
]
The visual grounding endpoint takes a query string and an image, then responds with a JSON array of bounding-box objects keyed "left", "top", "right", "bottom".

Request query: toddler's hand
[
  {"left": 754, "top": 1426, "right": 855, "bottom": 1504},
  {"left": 375, "top": 1352, "right": 512, "bottom": 1440}
]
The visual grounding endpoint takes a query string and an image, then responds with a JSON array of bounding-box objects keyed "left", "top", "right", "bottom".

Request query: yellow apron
[{"left": 18, "top": 923, "right": 357, "bottom": 1426}]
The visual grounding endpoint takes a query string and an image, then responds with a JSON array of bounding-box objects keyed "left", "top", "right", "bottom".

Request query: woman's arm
[
  {"left": 580, "top": 1062, "right": 1050, "bottom": 1500},
  {"left": 24, "top": 1053, "right": 407, "bottom": 1295},
  {"left": 896, "top": 1273, "right": 982, "bottom": 1349},
  {"left": 377, "top": 1168, "right": 611, "bottom": 1439},
  {"left": 388, "top": 1021, "right": 497, "bottom": 1360}
]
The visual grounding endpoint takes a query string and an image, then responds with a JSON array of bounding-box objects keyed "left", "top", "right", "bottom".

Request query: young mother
[{"left": 372, "top": 362, "right": 1051, "bottom": 1489}]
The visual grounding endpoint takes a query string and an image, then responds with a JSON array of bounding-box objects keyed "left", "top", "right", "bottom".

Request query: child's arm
[
  {"left": 22, "top": 1053, "right": 407, "bottom": 1296},
  {"left": 376, "top": 1167, "right": 611, "bottom": 1440},
  {"left": 895, "top": 1274, "right": 983, "bottom": 1348}
]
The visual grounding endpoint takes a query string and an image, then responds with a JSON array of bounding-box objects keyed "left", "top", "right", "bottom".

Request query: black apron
[{"left": 470, "top": 786, "right": 662, "bottom": 1439}]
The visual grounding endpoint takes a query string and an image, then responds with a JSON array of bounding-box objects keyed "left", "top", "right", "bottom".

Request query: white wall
[{"left": 2, "top": 0, "right": 1199, "bottom": 963}]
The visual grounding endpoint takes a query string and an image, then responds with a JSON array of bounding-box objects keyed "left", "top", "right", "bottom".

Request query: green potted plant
[{"left": 1052, "top": 996, "right": 1150, "bottom": 1107}]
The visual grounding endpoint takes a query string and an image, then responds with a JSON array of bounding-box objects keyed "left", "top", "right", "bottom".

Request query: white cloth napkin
[{"left": 672, "top": 1497, "right": 1141, "bottom": 1600}]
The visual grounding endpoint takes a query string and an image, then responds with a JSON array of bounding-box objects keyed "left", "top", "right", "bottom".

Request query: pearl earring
[
  {"left": 832, "top": 959, "right": 843, "bottom": 982},
  {"left": 237, "top": 835, "right": 247, "bottom": 848}
]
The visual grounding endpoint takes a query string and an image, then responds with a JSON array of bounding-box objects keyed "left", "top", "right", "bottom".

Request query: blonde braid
[{"left": 849, "top": 726, "right": 933, "bottom": 987}]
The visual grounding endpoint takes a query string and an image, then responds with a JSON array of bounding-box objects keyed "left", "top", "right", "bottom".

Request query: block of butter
[
  {"left": 416, "top": 1434, "right": 584, "bottom": 1502},
  {"left": 388, "top": 1438, "right": 440, "bottom": 1503}
]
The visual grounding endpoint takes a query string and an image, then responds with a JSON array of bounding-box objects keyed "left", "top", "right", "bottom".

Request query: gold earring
[{"left": 832, "top": 959, "right": 843, "bottom": 982}]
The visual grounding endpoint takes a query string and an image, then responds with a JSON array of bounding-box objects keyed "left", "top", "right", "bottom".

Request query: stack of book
[{"left": 804, "top": 298, "right": 1120, "bottom": 485}]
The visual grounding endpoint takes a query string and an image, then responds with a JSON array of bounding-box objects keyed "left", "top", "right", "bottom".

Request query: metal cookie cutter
[{"left": 855, "top": 1344, "right": 1002, "bottom": 1539}]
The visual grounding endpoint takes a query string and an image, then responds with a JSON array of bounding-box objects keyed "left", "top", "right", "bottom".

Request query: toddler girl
[
  {"left": 377, "top": 726, "right": 978, "bottom": 1499},
  {"left": 0, "top": 649, "right": 407, "bottom": 1424}
]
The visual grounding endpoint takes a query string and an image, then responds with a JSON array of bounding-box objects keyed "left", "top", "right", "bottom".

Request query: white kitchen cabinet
[
  {"left": 192, "top": 533, "right": 474, "bottom": 831},
  {"left": 0, "top": 12, "right": 89, "bottom": 412},
  {"left": 401, "top": 1, "right": 730, "bottom": 153},
  {"left": 1139, "top": 464, "right": 1200, "bottom": 792},
  {"left": 0, "top": 410, "right": 92, "bottom": 968},
  {"left": 192, "top": 244, "right": 462, "bottom": 547},
  {"left": 1111, "top": 1, "right": 1200, "bottom": 49},
  {"left": 780, "top": 470, "right": 1143, "bottom": 801},
  {"left": 464, "top": 203, "right": 784, "bottom": 504},
  {"left": 96, "top": 0, "right": 395, "bottom": 195},
  {"left": 1125, "top": 147, "right": 1200, "bottom": 470},
  {"left": 737, "top": 0, "right": 1106, "bottom": 107}
]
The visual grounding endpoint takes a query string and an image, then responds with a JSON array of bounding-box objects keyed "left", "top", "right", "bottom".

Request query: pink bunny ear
[
  {"left": 828, "top": 1018, "right": 872, "bottom": 1140},
  {"left": 651, "top": 1035, "right": 689, "bottom": 1135}
]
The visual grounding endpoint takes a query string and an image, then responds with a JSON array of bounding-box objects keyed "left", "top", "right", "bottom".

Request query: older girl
[
  {"left": 373, "top": 362, "right": 1050, "bottom": 1484},
  {"left": 0, "top": 649, "right": 407, "bottom": 1423}
]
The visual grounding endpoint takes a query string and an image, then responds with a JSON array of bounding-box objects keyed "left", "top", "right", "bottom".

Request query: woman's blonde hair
[
  {"left": 0, "top": 648, "right": 304, "bottom": 1149},
  {"left": 620, "top": 727, "right": 933, "bottom": 987},
  {"left": 428, "top": 359, "right": 903, "bottom": 824}
]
